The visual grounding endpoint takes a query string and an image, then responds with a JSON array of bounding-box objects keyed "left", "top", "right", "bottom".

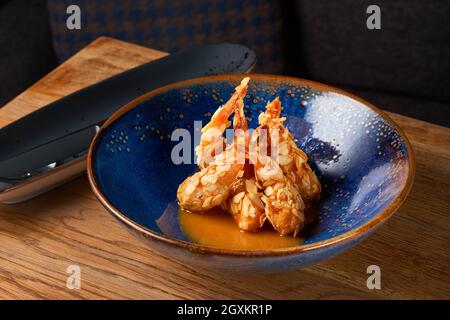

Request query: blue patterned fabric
[{"left": 47, "top": 0, "right": 285, "bottom": 73}]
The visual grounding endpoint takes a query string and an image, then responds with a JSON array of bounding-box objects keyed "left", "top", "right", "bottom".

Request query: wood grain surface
[{"left": 0, "top": 37, "right": 449, "bottom": 299}]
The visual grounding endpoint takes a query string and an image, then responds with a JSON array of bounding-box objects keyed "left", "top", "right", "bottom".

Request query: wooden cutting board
[{"left": 0, "top": 37, "right": 448, "bottom": 299}]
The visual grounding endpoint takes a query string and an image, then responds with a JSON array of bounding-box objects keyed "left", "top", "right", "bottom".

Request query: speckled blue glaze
[{"left": 89, "top": 75, "right": 414, "bottom": 272}]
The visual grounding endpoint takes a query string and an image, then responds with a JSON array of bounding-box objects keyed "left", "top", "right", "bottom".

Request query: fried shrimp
[
  {"left": 259, "top": 98, "right": 321, "bottom": 202},
  {"left": 177, "top": 77, "right": 321, "bottom": 237},
  {"left": 225, "top": 100, "right": 267, "bottom": 233},
  {"left": 251, "top": 131, "right": 306, "bottom": 236},
  {"left": 177, "top": 81, "right": 249, "bottom": 212},
  {"left": 195, "top": 77, "right": 250, "bottom": 169}
]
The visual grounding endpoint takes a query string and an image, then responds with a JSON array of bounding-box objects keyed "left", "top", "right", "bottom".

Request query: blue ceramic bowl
[{"left": 87, "top": 74, "right": 415, "bottom": 272}]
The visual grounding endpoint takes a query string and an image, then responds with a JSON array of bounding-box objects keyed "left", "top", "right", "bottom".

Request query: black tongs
[{"left": 0, "top": 43, "right": 256, "bottom": 203}]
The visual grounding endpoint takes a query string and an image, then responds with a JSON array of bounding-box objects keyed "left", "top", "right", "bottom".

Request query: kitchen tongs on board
[{"left": 0, "top": 43, "right": 256, "bottom": 203}]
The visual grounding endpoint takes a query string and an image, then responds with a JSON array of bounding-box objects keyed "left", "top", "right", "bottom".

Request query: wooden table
[{"left": 0, "top": 37, "right": 449, "bottom": 299}]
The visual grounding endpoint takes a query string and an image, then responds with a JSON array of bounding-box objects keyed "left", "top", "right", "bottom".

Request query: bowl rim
[{"left": 87, "top": 73, "right": 416, "bottom": 257}]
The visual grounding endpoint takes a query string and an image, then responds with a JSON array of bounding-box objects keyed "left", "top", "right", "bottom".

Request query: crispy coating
[
  {"left": 195, "top": 77, "right": 249, "bottom": 169},
  {"left": 227, "top": 164, "right": 266, "bottom": 232},
  {"left": 259, "top": 98, "right": 321, "bottom": 202},
  {"left": 177, "top": 79, "right": 249, "bottom": 212},
  {"left": 178, "top": 78, "right": 321, "bottom": 237},
  {"left": 252, "top": 142, "right": 305, "bottom": 236}
]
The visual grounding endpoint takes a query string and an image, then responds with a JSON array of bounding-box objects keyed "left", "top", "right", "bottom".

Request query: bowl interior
[{"left": 90, "top": 76, "right": 411, "bottom": 247}]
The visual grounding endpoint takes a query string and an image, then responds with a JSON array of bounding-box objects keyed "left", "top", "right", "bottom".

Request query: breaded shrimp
[
  {"left": 195, "top": 77, "right": 249, "bottom": 169},
  {"left": 251, "top": 135, "right": 305, "bottom": 236},
  {"left": 177, "top": 81, "right": 249, "bottom": 212},
  {"left": 224, "top": 99, "right": 267, "bottom": 233},
  {"left": 259, "top": 98, "right": 321, "bottom": 202}
]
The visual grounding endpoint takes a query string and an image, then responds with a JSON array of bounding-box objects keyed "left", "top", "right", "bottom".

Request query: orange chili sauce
[{"left": 179, "top": 207, "right": 316, "bottom": 250}]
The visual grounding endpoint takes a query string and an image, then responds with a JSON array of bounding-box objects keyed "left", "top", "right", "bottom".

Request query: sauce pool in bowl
[{"left": 178, "top": 206, "right": 319, "bottom": 250}]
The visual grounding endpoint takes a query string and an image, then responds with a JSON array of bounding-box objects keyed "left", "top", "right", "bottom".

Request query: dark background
[{"left": 1, "top": 0, "right": 449, "bottom": 127}]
